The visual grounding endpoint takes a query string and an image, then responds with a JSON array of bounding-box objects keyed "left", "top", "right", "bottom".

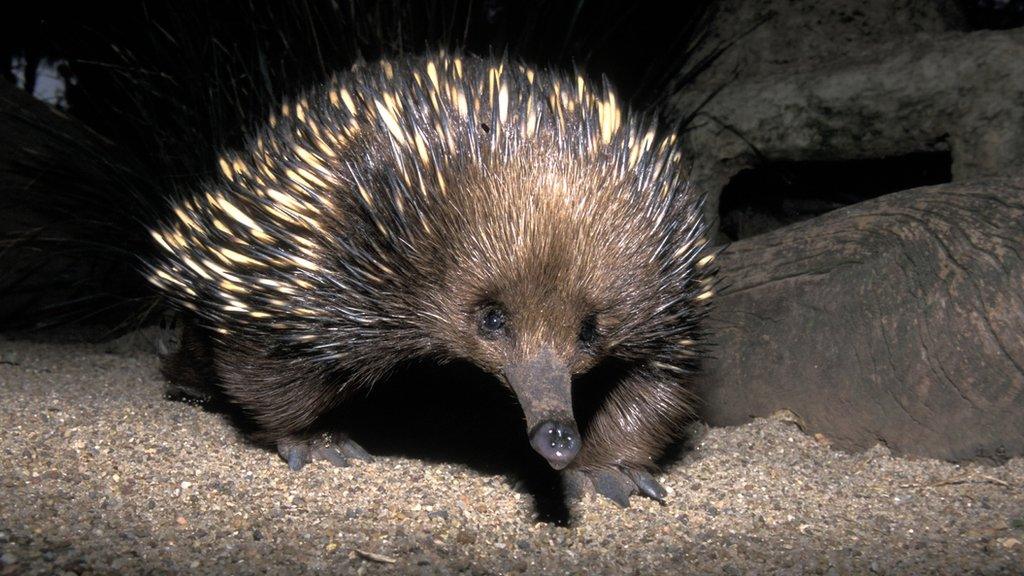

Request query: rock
[{"left": 695, "top": 177, "right": 1024, "bottom": 461}]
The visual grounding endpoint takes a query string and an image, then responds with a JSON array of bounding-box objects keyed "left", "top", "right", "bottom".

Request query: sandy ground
[{"left": 1, "top": 331, "right": 1022, "bottom": 576}]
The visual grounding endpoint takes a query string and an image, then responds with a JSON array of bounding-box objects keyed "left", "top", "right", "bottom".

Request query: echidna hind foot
[
  {"left": 277, "top": 431, "right": 373, "bottom": 471},
  {"left": 158, "top": 314, "right": 220, "bottom": 407},
  {"left": 159, "top": 313, "right": 372, "bottom": 471},
  {"left": 159, "top": 317, "right": 373, "bottom": 471}
]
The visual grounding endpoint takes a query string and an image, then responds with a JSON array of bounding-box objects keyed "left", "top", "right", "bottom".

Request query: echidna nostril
[{"left": 529, "top": 420, "right": 581, "bottom": 470}]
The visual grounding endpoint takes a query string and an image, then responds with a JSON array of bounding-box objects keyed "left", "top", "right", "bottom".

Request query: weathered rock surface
[
  {"left": 695, "top": 177, "right": 1024, "bottom": 462},
  {"left": 670, "top": 1, "right": 1024, "bottom": 236}
]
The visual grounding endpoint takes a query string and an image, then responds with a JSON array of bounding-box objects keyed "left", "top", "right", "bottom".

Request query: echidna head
[
  {"left": 439, "top": 255, "right": 622, "bottom": 469},
  {"left": 419, "top": 149, "right": 711, "bottom": 470}
]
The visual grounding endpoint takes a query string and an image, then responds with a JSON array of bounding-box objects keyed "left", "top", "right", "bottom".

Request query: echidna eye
[
  {"left": 478, "top": 306, "right": 507, "bottom": 338},
  {"left": 579, "top": 314, "right": 599, "bottom": 348}
]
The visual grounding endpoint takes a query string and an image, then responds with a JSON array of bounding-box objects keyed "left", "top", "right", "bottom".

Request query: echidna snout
[{"left": 504, "top": 348, "right": 580, "bottom": 469}]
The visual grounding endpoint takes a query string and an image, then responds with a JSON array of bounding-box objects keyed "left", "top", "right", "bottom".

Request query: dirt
[{"left": 1, "top": 331, "right": 1022, "bottom": 575}]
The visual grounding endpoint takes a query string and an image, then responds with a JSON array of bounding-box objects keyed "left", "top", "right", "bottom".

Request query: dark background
[{"left": 0, "top": 0, "right": 719, "bottom": 330}]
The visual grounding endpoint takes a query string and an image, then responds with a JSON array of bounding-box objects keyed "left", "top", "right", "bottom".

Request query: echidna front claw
[
  {"left": 564, "top": 466, "right": 667, "bottom": 508},
  {"left": 624, "top": 468, "right": 668, "bottom": 501},
  {"left": 279, "top": 439, "right": 312, "bottom": 471},
  {"left": 276, "top": 432, "right": 373, "bottom": 471}
]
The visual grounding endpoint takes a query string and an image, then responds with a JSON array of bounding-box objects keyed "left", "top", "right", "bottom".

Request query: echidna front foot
[
  {"left": 564, "top": 466, "right": 667, "bottom": 508},
  {"left": 276, "top": 432, "right": 373, "bottom": 471}
]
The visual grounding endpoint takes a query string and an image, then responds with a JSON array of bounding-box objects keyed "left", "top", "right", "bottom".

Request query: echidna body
[{"left": 148, "top": 53, "right": 716, "bottom": 506}]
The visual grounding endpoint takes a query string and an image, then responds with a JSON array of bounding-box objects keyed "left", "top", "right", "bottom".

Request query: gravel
[{"left": 1, "top": 331, "right": 1022, "bottom": 575}]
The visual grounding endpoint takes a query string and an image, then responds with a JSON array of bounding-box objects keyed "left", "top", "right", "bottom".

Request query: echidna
[{"left": 147, "top": 52, "right": 716, "bottom": 507}]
